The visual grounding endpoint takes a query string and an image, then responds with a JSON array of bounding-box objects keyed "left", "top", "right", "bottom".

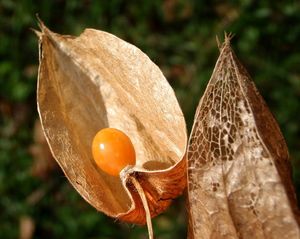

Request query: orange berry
[{"left": 92, "top": 128, "right": 136, "bottom": 176}]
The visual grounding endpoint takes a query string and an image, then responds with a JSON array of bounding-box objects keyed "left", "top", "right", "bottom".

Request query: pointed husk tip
[{"left": 216, "top": 32, "right": 235, "bottom": 51}]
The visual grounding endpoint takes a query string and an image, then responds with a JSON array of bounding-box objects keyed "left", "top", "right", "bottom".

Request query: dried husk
[
  {"left": 187, "top": 36, "right": 300, "bottom": 238},
  {"left": 36, "top": 22, "right": 187, "bottom": 224}
]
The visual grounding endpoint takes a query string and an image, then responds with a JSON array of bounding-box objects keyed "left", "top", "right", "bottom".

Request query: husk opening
[{"left": 37, "top": 22, "right": 187, "bottom": 224}]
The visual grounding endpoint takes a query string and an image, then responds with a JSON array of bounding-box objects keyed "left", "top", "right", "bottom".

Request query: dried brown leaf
[
  {"left": 187, "top": 36, "right": 300, "bottom": 238},
  {"left": 36, "top": 22, "right": 187, "bottom": 224}
]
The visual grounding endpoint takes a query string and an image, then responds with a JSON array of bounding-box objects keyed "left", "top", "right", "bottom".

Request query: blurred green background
[{"left": 1, "top": 1, "right": 299, "bottom": 238}]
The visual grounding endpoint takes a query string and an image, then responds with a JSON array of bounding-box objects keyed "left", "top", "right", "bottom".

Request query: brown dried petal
[
  {"left": 36, "top": 23, "right": 187, "bottom": 224},
  {"left": 187, "top": 36, "right": 300, "bottom": 238}
]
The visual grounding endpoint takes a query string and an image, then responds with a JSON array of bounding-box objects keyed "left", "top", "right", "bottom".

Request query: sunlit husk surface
[
  {"left": 187, "top": 36, "right": 299, "bottom": 238},
  {"left": 36, "top": 22, "right": 187, "bottom": 224}
]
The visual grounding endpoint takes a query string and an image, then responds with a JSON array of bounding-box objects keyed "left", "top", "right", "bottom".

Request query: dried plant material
[
  {"left": 187, "top": 35, "right": 300, "bottom": 238},
  {"left": 130, "top": 176, "right": 154, "bottom": 239},
  {"left": 36, "top": 21, "right": 187, "bottom": 226}
]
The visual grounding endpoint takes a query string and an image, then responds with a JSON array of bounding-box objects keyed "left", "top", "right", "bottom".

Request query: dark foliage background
[{"left": 1, "top": 1, "right": 299, "bottom": 238}]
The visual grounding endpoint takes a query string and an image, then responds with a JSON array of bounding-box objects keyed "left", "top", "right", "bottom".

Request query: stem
[{"left": 130, "top": 176, "right": 154, "bottom": 239}]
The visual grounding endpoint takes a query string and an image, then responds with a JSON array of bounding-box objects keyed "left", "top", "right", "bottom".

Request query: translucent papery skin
[
  {"left": 187, "top": 38, "right": 299, "bottom": 238},
  {"left": 37, "top": 22, "right": 187, "bottom": 225}
]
